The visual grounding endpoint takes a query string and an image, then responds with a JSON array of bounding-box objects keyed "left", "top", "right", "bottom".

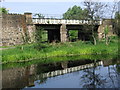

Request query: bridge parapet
[
  {"left": 32, "top": 18, "right": 102, "bottom": 25},
  {"left": 41, "top": 61, "right": 103, "bottom": 78}
]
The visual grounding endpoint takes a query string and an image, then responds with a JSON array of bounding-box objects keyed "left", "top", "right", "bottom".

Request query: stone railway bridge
[
  {"left": 26, "top": 13, "right": 115, "bottom": 43},
  {"left": 1, "top": 13, "right": 115, "bottom": 46},
  {"left": 32, "top": 18, "right": 101, "bottom": 42}
]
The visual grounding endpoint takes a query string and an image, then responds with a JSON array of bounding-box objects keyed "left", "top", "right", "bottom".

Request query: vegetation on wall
[
  {"left": 34, "top": 13, "right": 45, "bottom": 19},
  {"left": 0, "top": 7, "right": 9, "bottom": 14}
]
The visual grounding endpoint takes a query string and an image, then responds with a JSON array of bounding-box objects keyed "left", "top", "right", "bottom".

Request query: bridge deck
[{"left": 32, "top": 18, "right": 102, "bottom": 25}]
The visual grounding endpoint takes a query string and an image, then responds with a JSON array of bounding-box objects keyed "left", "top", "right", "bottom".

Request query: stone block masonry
[
  {"left": 98, "top": 19, "right": 116, "bottom": 39},
  {"left": 1, "top": 14, "right": 27, "bottom": 46},
  {"left": 60, "top": 24, "right": 68, "bottom": 42}
]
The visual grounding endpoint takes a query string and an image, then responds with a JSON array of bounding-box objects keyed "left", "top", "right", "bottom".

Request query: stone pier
[
  {"left": 60, "top": 24, "right": 68, "bottom": 42},
  {"left": 98, "top": 19, "right": 116, "bottom": 40}
]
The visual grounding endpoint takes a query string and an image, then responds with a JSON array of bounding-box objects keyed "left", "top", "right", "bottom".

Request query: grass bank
[
  {"left": 2, "top": 54, "right": 118, "bottom": 70},
  {"left": 2, "top": 39, "right": 118, "bottom": 64}
]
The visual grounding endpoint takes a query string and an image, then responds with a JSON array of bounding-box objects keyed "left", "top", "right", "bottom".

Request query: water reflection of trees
[
  {"left": 116, "top": 65, "right": 120, "bottom": 73},
  {"left": 107, "top": 64, "right": 120, "bottom": 88},
  {"left": 80, "top": 59, "right": 120, "bottom": 88},
  {"left": 80, "top": 60, "right": 106, "bottom": 88},
  {"left": 105, "top": 58, "right": 120, "bottom": 88}
]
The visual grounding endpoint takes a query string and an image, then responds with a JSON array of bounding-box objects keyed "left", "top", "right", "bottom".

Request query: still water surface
[{"left": 2, "top": 58, "right": 120, "bottom": 89}]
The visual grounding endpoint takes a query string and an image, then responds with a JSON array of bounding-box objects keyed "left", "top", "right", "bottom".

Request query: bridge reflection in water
[
  {"left": 2, "top": 59, "right": 120, "bottom": 89},
  {"left": 42, "top": 61, "right": 103, "bottom": 78}
]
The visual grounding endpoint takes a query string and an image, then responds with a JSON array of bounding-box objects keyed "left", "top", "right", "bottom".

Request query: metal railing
[
  {"left": 32, "top": 13, "right": 63, "bottom": 19},
  {"left": 32, "top": 18, "right": 102, "bottom": 25}
]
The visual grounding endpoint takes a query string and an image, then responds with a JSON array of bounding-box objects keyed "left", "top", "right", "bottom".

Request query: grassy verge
[
  {"left": 2, "top": 54, "right": 118, "bottom": 70},
  {"left": 1, "top": 38, "right": 118, "bottom": 64}
]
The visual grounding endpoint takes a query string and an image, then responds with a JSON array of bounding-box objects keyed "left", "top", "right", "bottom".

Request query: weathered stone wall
[
  {"left": 2, "top": 64, "right": 37, "bottom": 88},
  {"left": 98, "top": 19, "right": 116, "bottom": 39},
  {"left": 24, "top": 13, "right": 36, "bottom": 43},
  {"left": 27, "top": 24, "right": 36, "bottom": 43},
  {"left": 60, "top": 24, "right": 68, "bottom": 42},
  {"left": 1, "top": 14, "right": 27, "bottom": 46}
]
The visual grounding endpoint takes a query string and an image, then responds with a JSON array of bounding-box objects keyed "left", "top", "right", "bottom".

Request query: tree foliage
[
  {"left": 0, "top": 7, "right": 9, "bottom": 14},
  {"left": 34, "top": 13, "right": 45, "bottom": 50},
  {"left": 63, "top": 5, "right": 89, "bottom": 20},
  {"left": 83, "top": 1, "right": 108, "bottom": 45},
  {"left": 114, "top": 12, "right": 120, "bottom": 37},
  {"left": 63, "top": 3, "right": 106, "bottom": 45},
  {"left": 104, "top": 25, "right": 110, "bottom": 45},
  {"left": 34, "top": 13, "right": 45, "bottom": 19},
  {"left": 35, "top": 26, "right": 44, "bottom": 50},
  {"left": 69, "top": 30, "right": 78, "bottom": 42},
  {"left": 83, "top": 1, "right": 106, "bottom": 20}
]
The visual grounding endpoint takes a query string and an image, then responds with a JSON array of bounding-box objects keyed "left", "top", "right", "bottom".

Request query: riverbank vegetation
[
  {"left": 2, "top": 54, "right": 118, "bottom": 70},
  {"left": 2, "top": 36, "right": 118, "bottom": 64}
]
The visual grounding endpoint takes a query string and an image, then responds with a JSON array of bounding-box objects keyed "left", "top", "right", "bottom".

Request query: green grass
[
  {"left": 2, "top": 54, "right": 118, "bottom": 70},
  {"left": 0, "top": 46, "right": 14, "bottom": 48},
  {"left": 1, "top": 38, "right": 118, "bottom": 64}
]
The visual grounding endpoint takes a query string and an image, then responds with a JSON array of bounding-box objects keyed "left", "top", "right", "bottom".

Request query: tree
[
  {"left": 0, "top": 7, "right": 9, "bottom": 14},
  {"left": 80, "top": 60, "right": 106, "bottom": 88},
  {"left": 83, "top": 1, "right": 106, "bottom": 45},
  {"left": 106, "top": 1, "right": 119, "bottom": 38},
  {"left": 69, "top": 30, "right": 78, "bottom": 42},
  {"left": 63, "top": 5, "right": 90, "bottom": 42},
  {"left": 104, "top": 25, "right": 110, "bottom": 45},
  {"left": 35, "top": 26, "right": 44, "bottom": 50},
  {"left": 34, "top": 13, "right": 45, "bottom": 50},
  {"left": 114, "top": 12, "right": 120, "bottom": 37},
  {"left": 34, "top": 13, "right": 45, "bottom": 19},
  {"left": 63, "top": 5, "right": 89, "bottom": 20}
]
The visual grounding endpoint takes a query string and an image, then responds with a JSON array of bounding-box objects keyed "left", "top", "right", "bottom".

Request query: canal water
[{"left": 2, "top": 57, "right": 120, "bottom": 89}]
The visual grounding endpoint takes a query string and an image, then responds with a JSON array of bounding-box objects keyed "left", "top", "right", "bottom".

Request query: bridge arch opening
[
  {"left": 68, "top": 30, "right": 78, "bottom": 42},
  {"left": 35, "top": 24, "right": 61, "bottom": 43}
]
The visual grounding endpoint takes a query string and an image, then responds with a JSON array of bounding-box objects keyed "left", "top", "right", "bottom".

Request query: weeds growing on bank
[
  {"left": 2, "top": 38, "right": 118, "bottom": 64},
  {"left": 2, "top": 54, "right": 118, "bottom": 70}
]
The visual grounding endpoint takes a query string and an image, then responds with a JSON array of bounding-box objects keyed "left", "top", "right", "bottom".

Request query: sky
[
  {"left": 1, "top": 2, "right": 84, "bottom": 15},
  {"left": 0, "top": 0, "right": 120, "bottom": 18},
  {"left": 1, "top": 0, "right": 119, "bottom": 2}
]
